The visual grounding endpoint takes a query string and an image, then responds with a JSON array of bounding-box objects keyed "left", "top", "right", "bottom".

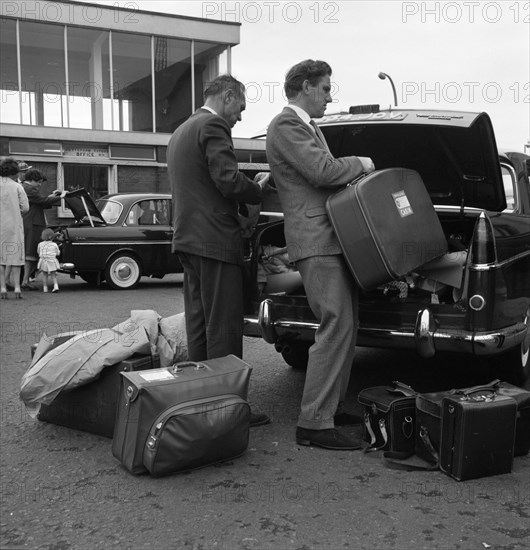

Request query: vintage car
[
  {"left": 242, "top": 108, "right": 530, "bottom": 384},
  {"left": 57, "top": 191, "right": 181, "bottom": 289}
]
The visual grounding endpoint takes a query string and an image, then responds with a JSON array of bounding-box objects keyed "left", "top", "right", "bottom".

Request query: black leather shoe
[
  {"left": 21, "top": 283, "right": 37, "bottom": 291},
  {"left": 250, "top": 412, "right": 270, "bottom": 427},
  {"left": 296, "top": 427, "right": 362, "bottom": 450},
  {"left": 334, "top": 412, "right": 363, "bottom": 426}
]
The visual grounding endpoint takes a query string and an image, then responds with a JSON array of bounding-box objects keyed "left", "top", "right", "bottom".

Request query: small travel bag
[
  {"left": 357, "top": 381, "right": 417, "bottom": 458},
  {"left": 112, "top": 355, "right": 252, "bottom": 475},
  {"left": 416, "top": 379, "right": 530, "bottom": 466},
  {"left": 440, "top": 392, "right": 517, "bottom": 481}
]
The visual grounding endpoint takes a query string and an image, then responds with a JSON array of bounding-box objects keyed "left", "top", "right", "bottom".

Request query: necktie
[{"left": 309, "top": 120, "right": 330, "bottom": 153}]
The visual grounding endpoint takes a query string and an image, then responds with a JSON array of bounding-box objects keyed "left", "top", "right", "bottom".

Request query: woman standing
[
  {"left": 0, "top": 157, "right": 29, "bottom": 298},
  {"left": 21, "top": 169, "right": 62, "bottom": 290}
]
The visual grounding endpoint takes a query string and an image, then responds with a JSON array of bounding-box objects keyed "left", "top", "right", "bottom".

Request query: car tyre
[
  {"left": 105, "top": 253, "right": 141, "bottom": 290},
  {"left": 279, "top": 341, "right": 310, "bottom": 371}
]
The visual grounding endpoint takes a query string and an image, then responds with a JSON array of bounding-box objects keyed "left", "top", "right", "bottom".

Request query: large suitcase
[
  {"left": 112, "top": 355, "right": 252, "bottom": 475},
  {"left": 326, "top": 168, "right": 448, "bottom": 290},
  {"left": 440, "top": 393, "right": 517, "bottom": 481},
  {"left": 38, "top": 353, "right": 160, "bottom": 438}
]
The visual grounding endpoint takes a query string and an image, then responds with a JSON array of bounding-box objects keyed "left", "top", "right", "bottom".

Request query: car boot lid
[{"left": 63, "top": 188, "right": 106, "bottom": 226}]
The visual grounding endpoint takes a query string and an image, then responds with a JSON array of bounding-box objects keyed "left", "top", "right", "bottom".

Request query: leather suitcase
[
  {"left": 112, "top": 355, "right": 252, "bottom": 475},
  {"left": 417, "top": 380, "right": 530, "bottom": 463},
  {"left": 38, "top": 353, "right": 160, "bottom": 438},
  {"left": 326, "top": 168, "right": 447, "bottom": 290},
  {"left": 440, "top": 394, "right": 517, "bottom": 481}
]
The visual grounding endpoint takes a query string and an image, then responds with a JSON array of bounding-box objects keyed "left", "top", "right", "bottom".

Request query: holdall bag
[
  {"left": 112, "top": 355, "right": 252, "bottom": 475},
  {"left": 416, "top": 379, "right": 530, "bottom": 465},
  {"left": 358, "top": 381, "right": 417, "bottom": 458},
  {"left": 143, "top": 393, "right": 250, "bottom": 477},
  {"left": 440, "top": 393, "right": 517, "bottom": 481},
  {"left": 38, "top": 353, "right": 160, "bottom": 438}
]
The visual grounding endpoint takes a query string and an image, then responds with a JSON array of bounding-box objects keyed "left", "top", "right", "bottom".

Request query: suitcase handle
[
  {"left": 455, "top": 379, "right": 501, "bottom": 397},
  {"left": 171, "top": 361, "right": 206, "bottom": 374}
]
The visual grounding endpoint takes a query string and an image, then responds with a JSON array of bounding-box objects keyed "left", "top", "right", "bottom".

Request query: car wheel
[
  {"left": 78, "top": 271, "right": 101, "bottom": 286},
  {"left": 279, "top": 341, "right": 310, "bottom": 371},
  {"left": 489, "top": 308, "right": 529, "bottom": 385},
  {"left": 104, "top": 253, "right": 141, "bottom": 290}
]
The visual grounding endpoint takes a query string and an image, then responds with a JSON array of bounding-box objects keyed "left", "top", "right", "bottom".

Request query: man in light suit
[
  {"left": 168, "top": 74, "right": 270, "bottom": 427},
  {"left": 267, "top": 60, "right": 375, "bottom": 450}
]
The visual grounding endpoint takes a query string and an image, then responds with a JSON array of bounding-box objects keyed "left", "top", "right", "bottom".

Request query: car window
[
  {"left": 501, "top": 165, "right": 516, "bottom": 210},
  {"left": 127, "top": 200, "right": 171, "bottom": 226},
  {"left": 96, "top": 199, "right": 122, "bottom": 224}
]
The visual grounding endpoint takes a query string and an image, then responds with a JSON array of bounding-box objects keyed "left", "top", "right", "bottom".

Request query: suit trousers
[
  {"left": 296, "top": 254, "right": 359, "bottom": 430},
  {"left": 178, "top": 252, "right": 244, "bottom": 361}
]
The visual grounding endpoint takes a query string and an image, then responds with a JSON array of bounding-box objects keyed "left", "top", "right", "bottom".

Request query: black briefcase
[
  {"left": 440, "top": 393, "right": 517, "bottom": 481},
  {"left": 38, "top": 353, "right": 160, "bottom": 438}
]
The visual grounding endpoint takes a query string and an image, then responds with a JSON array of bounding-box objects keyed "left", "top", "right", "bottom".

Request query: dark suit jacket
[
  {"left": 266, "top": 107, "right": 365, "bottom": 261},
  {"left": 167, "top": 108, "right": 263, "bottom": 265}
]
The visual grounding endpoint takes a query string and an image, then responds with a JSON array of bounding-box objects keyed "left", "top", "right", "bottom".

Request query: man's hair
[
  {"left": 204, "top": 74, "right": 245, "bottom": 100},
  {"left": 0, "top": 157, "right": 19, "bottom": 177},
  {"left": 284, "top": 60, "right": 332, "bottom": 100},
  {"left": 24, "top": 169, "right": 47, "bottom": 182}
]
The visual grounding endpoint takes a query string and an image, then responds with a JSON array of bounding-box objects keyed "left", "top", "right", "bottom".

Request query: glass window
[
  {"left": 501, "top": 165, "right": 516, "bottom": 210},
  {"left": 126, "top": 199, "right": 170, "bottom": 226},
  {"left": 67, "top": 27, "right": 111, "bottom": 130},
  {"left": 154, "top": 37, "right": 192, "bottom": 133},
  {"left": 110, "top": 145, "right": 155, "bottom": 160},
  {"left": 19, "top": 21, "right": 66, "bottom": 127},
  {"left": 0, "top": 19, "right": 20, "bottom": 124},
  {"left": 112, "top": 32, "right": 152, "bottom": 132},
  {"left": 63, "top": 164, "right": 108, "bottom": 200},
  {"left": 194, "top": 41, "right": 228, "bottom": 109},
  {"left": 96, "top": 199, "right": 122, "bottom": 224}
]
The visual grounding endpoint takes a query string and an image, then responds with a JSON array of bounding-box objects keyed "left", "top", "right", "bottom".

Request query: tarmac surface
[{"left": 1, "top": 274, "right": 529, "bottom": 550}]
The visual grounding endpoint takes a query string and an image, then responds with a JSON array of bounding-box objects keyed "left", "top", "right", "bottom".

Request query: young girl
[{"left": 37, "top": 228, "right": 60, "bottom": 293}]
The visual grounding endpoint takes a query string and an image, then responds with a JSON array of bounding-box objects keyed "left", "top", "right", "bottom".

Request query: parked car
[
  {"left": 56, "top": 191, "right": 181, "bottom": 289},
  {"left": 243, "top": 108, "right": 530, "bottom": 384}
]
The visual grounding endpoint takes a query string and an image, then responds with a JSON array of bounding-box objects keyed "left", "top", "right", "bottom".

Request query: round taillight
[{"left": 469, "top": 294, "right": 486, "bottom": 311}]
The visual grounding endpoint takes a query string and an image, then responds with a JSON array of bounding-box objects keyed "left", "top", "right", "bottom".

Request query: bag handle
[
  {"left": 455, "top": 379, "right": 501, "bottom": 397},
  {"left": 171, "top": 361, "right": 206, "bottom": 374},
  {"left": 386, "top": 380, "right": 417, "bottom": 398}
]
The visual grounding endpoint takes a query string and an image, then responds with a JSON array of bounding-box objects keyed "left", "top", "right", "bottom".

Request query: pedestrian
[
  {"left": 167, "top": 74, "right": 271, "bottom": 427},
  {"left": 20, "top": 168, "right": 62, "bottom": 290},
  {"left": 37, "top": 228, "right": 61, "bottom": 293},
  {"left": 266, "top": 59, "right": 375, "bottom": 450},
  {"left": 0, "top": 157, "right": 29, "bottom": 299}
]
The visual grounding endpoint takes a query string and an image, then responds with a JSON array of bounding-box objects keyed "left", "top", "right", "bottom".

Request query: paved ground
[{"left": 1, "top": 274, "right": 529, "bottom": 549}]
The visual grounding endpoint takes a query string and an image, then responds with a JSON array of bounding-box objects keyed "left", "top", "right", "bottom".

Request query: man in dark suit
[
  {"left": 266, "top": 60, "right": 375, "bottom": 450},
  {"left": 167, "top": 74, "right": 270, "bottom": 426}
]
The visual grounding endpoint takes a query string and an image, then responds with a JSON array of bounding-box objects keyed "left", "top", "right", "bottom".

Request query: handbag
[{"left": 358, "top": 381, "right": 417, "bottom": 458}]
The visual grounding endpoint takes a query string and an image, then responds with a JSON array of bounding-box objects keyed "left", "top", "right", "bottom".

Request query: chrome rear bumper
[{"left": 243, "top": 299, "right": 527, "bottom": 358}]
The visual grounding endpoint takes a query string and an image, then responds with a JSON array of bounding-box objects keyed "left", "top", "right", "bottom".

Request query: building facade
[{"left": 0, "top": 0, "right": 266, "bottom": 224}]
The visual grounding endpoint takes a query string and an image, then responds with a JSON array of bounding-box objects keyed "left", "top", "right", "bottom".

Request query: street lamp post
[{"left": 378, "top": 72, "right": 398, "bottom": 107}]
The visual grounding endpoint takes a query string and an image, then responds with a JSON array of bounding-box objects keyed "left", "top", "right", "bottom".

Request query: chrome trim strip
[
  {"left": 71, "top": 241, "right": 170, "bottom": 246},
  {"left": 245, "top": 315, "right": 527, "bottom": 357},
  {"left": 470, "top": 250, "right": 530, "bottom": 271}
]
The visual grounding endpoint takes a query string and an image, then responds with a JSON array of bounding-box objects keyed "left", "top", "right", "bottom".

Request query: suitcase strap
[
  {"left": 455, "top": 379, "right": 500, "bottom": 397},
  {"left": 364, "top": 414, "right": 388, "bottom": 452}
]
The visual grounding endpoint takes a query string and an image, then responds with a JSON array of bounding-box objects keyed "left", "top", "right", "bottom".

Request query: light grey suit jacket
[{"left": 266, "top": 107, "right": 365, "bottom": 261}]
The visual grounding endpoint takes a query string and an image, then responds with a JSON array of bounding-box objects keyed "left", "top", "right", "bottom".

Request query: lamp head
[{"left": 378, "top": 72, "right": 387, "bottom": 80}]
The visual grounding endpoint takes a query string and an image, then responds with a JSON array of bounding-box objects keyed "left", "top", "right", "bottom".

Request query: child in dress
[{"left": 37, "top": 228, "right": 60, "bottom": 293}]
